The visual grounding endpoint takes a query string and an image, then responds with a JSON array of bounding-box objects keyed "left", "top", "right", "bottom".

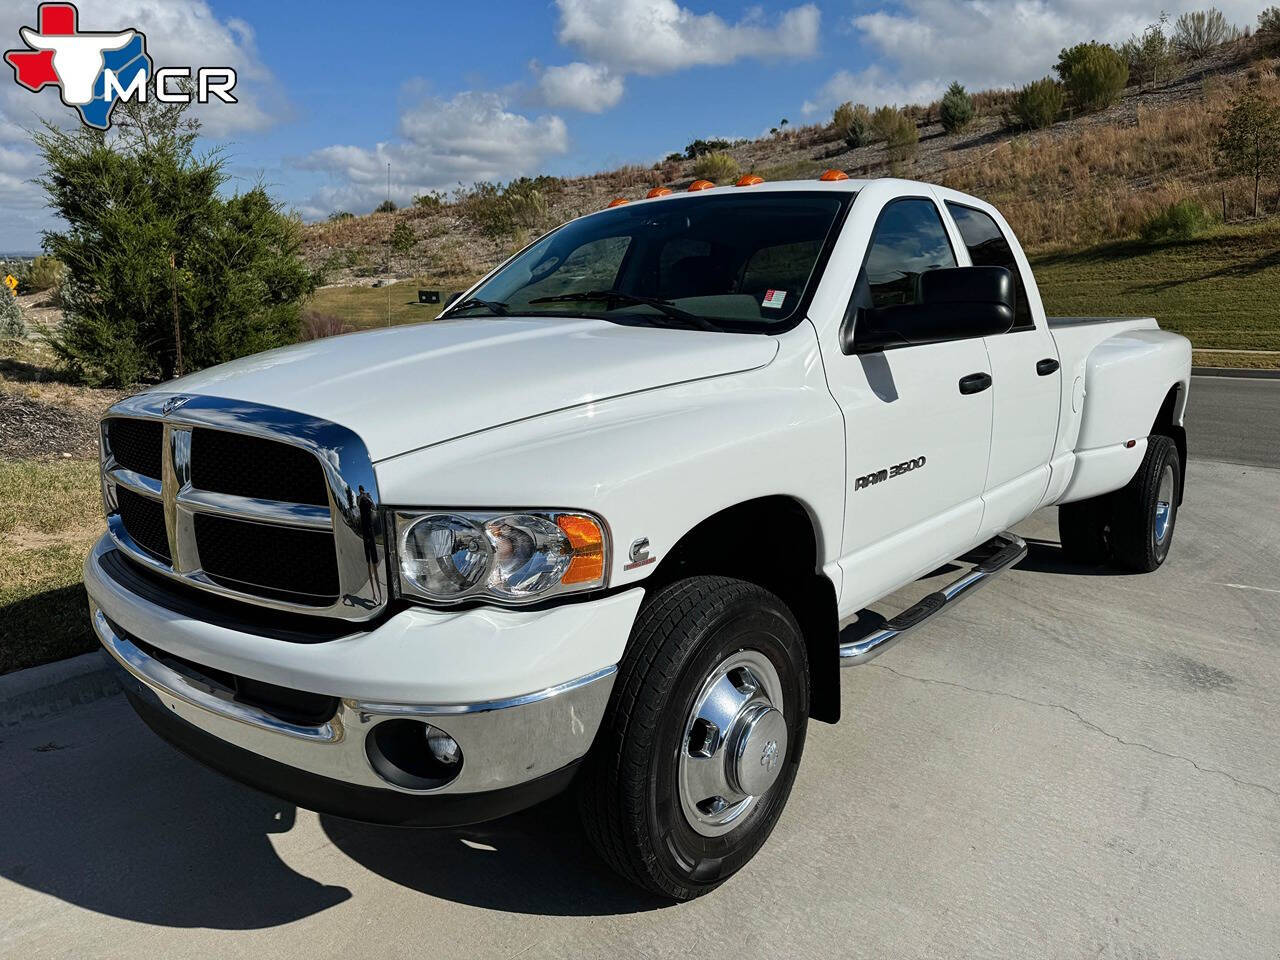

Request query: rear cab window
[{"left": 945, "top": 202, "right": 1034, "bottom": 329}]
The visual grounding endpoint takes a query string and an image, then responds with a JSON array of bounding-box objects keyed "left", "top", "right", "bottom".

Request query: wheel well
[
  {"left": 1151, "top": 383, "right": 1187, "bottom": 504},
  {"left": 644, "top": 496, "right": 841, "bottom": 724}
]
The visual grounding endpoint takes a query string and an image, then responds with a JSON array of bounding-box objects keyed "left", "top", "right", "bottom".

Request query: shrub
[
  {"left": 1122, "top": 17, "right": 1175, "bottom": 90},
  {"left": 0, "top": 286, "right": 23, "bottom": 340},
  {"left": 1260, "top": 7, "right": 1280, "bottom": 53},
  {"left": 1056, "top": 42, "right": 1129, "bottom": 112},
  {"left": 19, "top": 255, "right": 64, "bottom": 294},
  {"left": 692, "top": 151, "right": 739, "bottom": 183},
  {"left": 684, "top": 138, "right": 731, "bottom": 160},
  {"left": 1140, "top": 200, "right": 1212, "bottom": 241},
  {"left": 882, "top": 111, "right": 919, "bottom": 163},
  {"left": 390, "top": 220, "right": 416, "bottom": 253},
  {"left": 33, "top": 96, "right": 317, "bottom": 386},
  {"left": 1216, "top": 90, "right": 1280, "bottom": 216},
  {"left": 663, "top": 151, "right": 684, "bottom": 164},
  {"left": 1013, "top": 77, "right": 1064, "bottom": 129},
  {"left": 457, "top": 179, "right": 552, "bottom": 242},
  {"left": 1173, "top": 8, "right": 1239, "bottom": 58},
  {"left": 870, "top": 105, "right": 901, "bottom": 141},
  {"left": 833, "top": 101, "right": 873, "bottom": 148},
  {"left": 939, "top": 82, "right": 975, "bottom": 133},
  {"left": 327, "top": 210, "right": 354, "bottom": 222},
  {"left": 412, "top": 191, "right": 444, "bottom": 211},
  {"left": 299, "top": 310, "right": 350, "bottom": 341},
  {"left": 375, "top": 199, "right": 397, "bottom": 214}
]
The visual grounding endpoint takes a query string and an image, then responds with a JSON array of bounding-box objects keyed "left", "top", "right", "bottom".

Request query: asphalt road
[
  {"left": 2, "top": 378, "right": 1278, "bottom": 959},
  {"left": 1186, "top": 375, "right": 1280, "bottom": 468}
]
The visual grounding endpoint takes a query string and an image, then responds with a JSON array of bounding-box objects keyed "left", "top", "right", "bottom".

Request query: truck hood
[{"left": 161, "top": 317, "right": 779, "bottom": 461}]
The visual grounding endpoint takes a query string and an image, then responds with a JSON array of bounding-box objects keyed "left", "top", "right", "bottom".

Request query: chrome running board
[{"left": 839, "top": 532, "right": 1027, "bottom": 667}]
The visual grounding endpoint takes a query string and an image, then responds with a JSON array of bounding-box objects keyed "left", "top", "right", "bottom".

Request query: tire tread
[{"left": 578, "top": 576, "right": 800, "bottom": 899}]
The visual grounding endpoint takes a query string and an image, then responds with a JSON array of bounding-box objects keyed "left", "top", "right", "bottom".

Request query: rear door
[
  {"left": 943, "top": 199, "right": 1060, "bottom": 535},
  {"left": 820, "top": 194, "right": 995, "bottom": 613}
]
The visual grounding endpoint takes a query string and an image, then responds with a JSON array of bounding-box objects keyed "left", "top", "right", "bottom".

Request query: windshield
[{"left": 444, "top": 191, "right": 851, "bottom": 333}]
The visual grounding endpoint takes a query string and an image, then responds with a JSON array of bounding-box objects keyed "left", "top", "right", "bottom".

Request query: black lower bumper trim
[{"left": 124, "top": 688, "right": 581, "bottom": 828}]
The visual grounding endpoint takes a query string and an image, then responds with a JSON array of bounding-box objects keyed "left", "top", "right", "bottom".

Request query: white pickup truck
[{"left": 86, "top": 176, "right": 1191, "bottom": 900}]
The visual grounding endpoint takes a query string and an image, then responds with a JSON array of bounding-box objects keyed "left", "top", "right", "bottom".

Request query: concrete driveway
[{"left": 2, "top": 385, "right": 1278, "bottom": 959}]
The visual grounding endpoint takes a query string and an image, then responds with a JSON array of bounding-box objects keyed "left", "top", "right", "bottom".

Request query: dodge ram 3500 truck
[{"left": 86, "top": 177, "right": 1191, "bottom": 900}]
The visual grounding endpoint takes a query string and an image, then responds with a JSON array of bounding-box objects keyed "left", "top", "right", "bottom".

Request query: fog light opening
[{"left": 366, "top": 719, "right": 464, "bottom": 790}]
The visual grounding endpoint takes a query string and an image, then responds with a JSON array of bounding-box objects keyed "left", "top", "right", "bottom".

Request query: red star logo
[{"left": 5, "top": 4, "right": 80, "bottom": 92}]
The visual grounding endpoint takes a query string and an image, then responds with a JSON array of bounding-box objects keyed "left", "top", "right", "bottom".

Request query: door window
[
  {"left": 945, "top": 203, "right": 1033, "bottom": 329},
  {"left": 860, "top": 198, "right": 957, "bottom": 310}
]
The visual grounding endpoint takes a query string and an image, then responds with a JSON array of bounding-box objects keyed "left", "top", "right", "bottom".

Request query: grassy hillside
[
  {"left": 1034, "top": 222, "right": 1280, "bottom": 351},
  {"left": 308, "top": 283, "right": 460, "bottom": 330}
]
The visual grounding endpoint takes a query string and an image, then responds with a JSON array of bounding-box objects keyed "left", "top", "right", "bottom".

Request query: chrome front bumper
[{"left": 93, "top": 608, "right": 616, "bottom": 800}]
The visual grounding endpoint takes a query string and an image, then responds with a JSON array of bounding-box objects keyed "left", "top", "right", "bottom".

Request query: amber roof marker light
[
  {"left": 606, "top": 197, "right": 629, "bottom": 208},
  {"left": 819, "top": 169, "right": 850, "bottom": 182},
  {"left": 646, "top": 187, "right": 673, "bottom": 198},
  {"left": 736, "top": 174, "right": 764, "bottom": 187},
  {"left": 687, "top": 180, "right": 715, "bottom": 191}
]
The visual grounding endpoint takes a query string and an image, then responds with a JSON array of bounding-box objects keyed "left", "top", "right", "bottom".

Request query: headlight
[{"left": 394, "top": 509, "right": 608, "bottom": 605}]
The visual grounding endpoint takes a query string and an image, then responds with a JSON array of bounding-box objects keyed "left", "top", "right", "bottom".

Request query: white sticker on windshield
[{"left": 762, "top": 289, "right": 788, "bottom": 310}]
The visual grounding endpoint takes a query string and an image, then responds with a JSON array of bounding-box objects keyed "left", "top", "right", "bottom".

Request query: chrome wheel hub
[
  {"left": 1155, "top": 462, "right": 1175, "bottom": 545},
  {"left": 677, "top": 650, "right": 787, "bottom": 838}
]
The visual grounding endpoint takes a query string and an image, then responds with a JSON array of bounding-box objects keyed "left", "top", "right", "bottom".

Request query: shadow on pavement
[
  {"left": 320, "top": 792, "right": 669, "bottom": 917},
  {"left": 0, "top": 701, "right": 351, "bottom": 929},
  {"left": 1017, "top": 538, "right": 1140, "bottom": 577}
]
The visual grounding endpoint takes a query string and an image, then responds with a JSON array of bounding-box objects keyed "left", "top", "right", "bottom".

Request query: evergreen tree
[{"left": 35, "top": 91, "right": 317, "bottom": 385}]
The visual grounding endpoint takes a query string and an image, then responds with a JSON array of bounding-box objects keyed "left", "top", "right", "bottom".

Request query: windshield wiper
[
  {"left": 447, "top": 297, "right": 510, "bottom": 316},
  {"left": 527, "top": 290, "right": 718, "bottom": 331}
]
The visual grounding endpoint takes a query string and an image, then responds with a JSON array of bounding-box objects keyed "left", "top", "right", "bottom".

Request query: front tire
[{"left": 578, "top": 576, "right": 809, "bottom": 900}]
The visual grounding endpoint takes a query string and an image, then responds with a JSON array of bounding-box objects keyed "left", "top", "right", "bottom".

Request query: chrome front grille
[{"left": 100, "top": 393, "right": 387, "bottom": 621}]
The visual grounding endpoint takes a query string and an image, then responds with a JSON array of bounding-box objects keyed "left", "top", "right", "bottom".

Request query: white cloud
[
  {"left": 802, "top": 65, "right": 944, "bottom": 115},
  {"left": 0, "top": 0, "right": 284, "bottom": 249},
  {"left": 537, "top": 62, "right": 625, "bottom": 113},
  {"left": 300, "top": 91, "right": 569, "bottom": 214},
  {"left": 554, "top": 0, "right": 820, "bottom": 74},
  {"left": 805, "top": 0, "right": 1264, "bottom": 113}
]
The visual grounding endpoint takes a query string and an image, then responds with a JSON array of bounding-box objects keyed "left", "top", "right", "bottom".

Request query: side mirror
[{"left": 844, "top": 266, "right": 1016, "bottom": 354}]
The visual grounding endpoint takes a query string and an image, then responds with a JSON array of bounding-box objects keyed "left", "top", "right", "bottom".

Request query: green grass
[
  {"left": 1032, "top": 221, "right": 1280, "bottom": 352},
  {"left": 307, "top": 280, "right": 475, "bottom": 331},
  {"left": 0, "top": 459, "right": 102, "bottom": 675}
]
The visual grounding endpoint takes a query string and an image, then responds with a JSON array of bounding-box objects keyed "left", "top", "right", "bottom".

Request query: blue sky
[{"left": 0, "top": 0, "right": 1268, "bottom": 250}]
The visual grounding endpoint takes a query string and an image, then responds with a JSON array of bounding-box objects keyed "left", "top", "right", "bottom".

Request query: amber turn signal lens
[
  {"left": 646, "top": 187, "right": 673, "bottom": 198},
  {"left": 607, "top": 197, "right": 629, "bottom": 208},
  {"left": 557, "top": 514, "right": 606, "bottom": 585},
  {"left": 688, "top": 180, "right": 715, "bottom": 191},
  {"left": 819, "top": 169, "right": 849, "bottom": 181},
  {"left": 736, "top": 174, "right": 764, "bottom": 187}
]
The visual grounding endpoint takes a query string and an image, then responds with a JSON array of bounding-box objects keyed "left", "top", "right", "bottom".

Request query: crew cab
[{"left": 85, "top": 177, "right": 1191, "bottom": 900}]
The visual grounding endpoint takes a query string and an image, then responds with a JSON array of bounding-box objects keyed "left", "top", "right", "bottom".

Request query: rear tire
[
  {"left": 1058, "top": 496, "right": 1113, "bottom": 565},
  {"left": 577, "top": 576, "right": 809, "bottom": 901},
  {"left": 1110, "top": 434, "right": 1180, "bottom": 573}
]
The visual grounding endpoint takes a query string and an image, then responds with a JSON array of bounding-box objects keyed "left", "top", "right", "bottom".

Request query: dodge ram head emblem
[
  {"left": 160, "top": 395, "right": 191, "bottom": 415},
  {"left": 760, "top": 739, "right": 779, "bottom": 772}
]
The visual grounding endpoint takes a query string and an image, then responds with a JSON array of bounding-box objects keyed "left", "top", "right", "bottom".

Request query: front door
[{"left": 821, "top": 196, "right": 995, "bottom": 616}]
